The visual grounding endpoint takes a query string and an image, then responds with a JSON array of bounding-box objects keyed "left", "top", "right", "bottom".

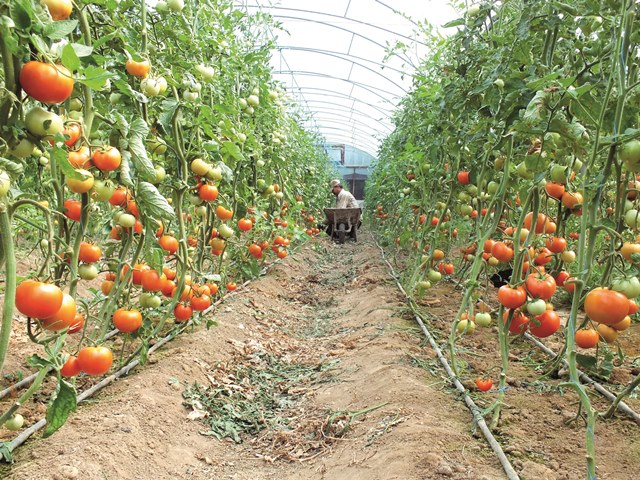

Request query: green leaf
[
  {"left": 53, "top": 147, "right": 87, "bottom": 180},
  {"left": 575, "top": 353, "right": 597, "bottom": 371},
  {"left": 113, "top": 78, "right": 147, "bottom": 103},
  {"left": 68, "top": 43, "right": 93, "bottom": 57},
  {"left": 92, "top": 31, "right": 118, "bottom": 49},
  {"left": 137, "top": 181, "right": 175, "bottom": 221},
  {"left": 159, "top": 98, "right": 179, "bottom": 133},
  {"left": 10, "top": 0, "right": 31, "bottom": 30},
  {"left": 26, "top": 354, "right": 51, "bottom": 369},
  {"left": 43, "top": 19, "right": 78, "bottom": 40},
  {"left": 0, "top": 442, "right": 13, "bottom": 463},
  {"left": 221, "top": 141, "right": 244, "bottom": 162},
  {"left": 0, "top": 157, "right": 24, "bottom": 176},
  {"left": 139, "top": 339, "right": 149, "bottom": 366},
  {"left": 43, "top": 378, "right": 77, "bottom": 438},
  {"left": 128, "top": 118, "right": 155, "bottom": 181},
  {"left": 442, "top": 18, "right": 465, "bottom": 28},
  {"left": 29, "top": 34, "right": 50, "bottom": 56},
  {"left": 78, "top": 65, "right": 113, "bottom": 90},
  {"left": 61, "top": 43, "right": 80, "bottom": 73},
  {"left": 119, "top": 149, "right": 134, "bottom": 188}
]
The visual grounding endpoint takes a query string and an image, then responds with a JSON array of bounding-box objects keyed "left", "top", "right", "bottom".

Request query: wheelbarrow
[{"left": 324, "top": 208, "right": 361, "bottom": 244}]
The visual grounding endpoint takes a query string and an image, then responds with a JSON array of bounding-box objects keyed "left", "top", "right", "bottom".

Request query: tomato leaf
[
  {"left": 442, "top": 18, "right": 465, "bottom": 28},
  {"left": 0, "top": 157, "right": 24, "bottom": 177},
  {"left": 119, "top": 149, "right": 134, "bottom": 188},
  {"left": 43, "top": 378, "right": 77, "bottom": 438},
  {"left": 137, "top": 181, "right": 175, "bottom": 221},
  {"left": 53, "top": 147, "right": 87, "bottom": 181},
  {"left": 138, "top": 339, "right": 149, "bottom": 366},
  {"left": 61, "top": 43, "right": 80, "bottom": 73},
  {"left": 221, "top": 141, "right": 245, "bottom": 163},
  {"left": 113, "top": 78, "right": 148, "bottom": 103},
  {"left": 128, "top": 117, "right": 156, "bottom": 181},
  {"left": 26, "top": 354, "right": 51, "bottom": 369},
  {"left": 43, "top": 19, "right": 78, "bottom": 40},
  {"left": 9, "top": 0, "right": 31, "bottom": 30},
  {"left": 78, "top": 65, "right": 113, "bottom": 90},
  {"left": 0, "top": 442, "right": 13, "bottom": 463}
]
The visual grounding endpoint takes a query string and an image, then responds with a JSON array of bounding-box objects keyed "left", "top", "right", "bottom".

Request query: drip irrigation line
[
  {"left": 523, "top": 332, "right": 640, "bottom": 424},
  {"left": 373, "top": 238, "right": 520, "bottom": 480},
  {"left": 0, "top": 329, "right": 120, "bottom": 401},
  {"left": 0, "top": 253, "right": 289, "bottom": 462}
]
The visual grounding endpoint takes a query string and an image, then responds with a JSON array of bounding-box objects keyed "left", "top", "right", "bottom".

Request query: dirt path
[{"left": 2, "top": 233, "right": 507, "bottom": 480}]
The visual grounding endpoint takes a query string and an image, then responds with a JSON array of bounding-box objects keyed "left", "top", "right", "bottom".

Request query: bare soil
[{"left": 0, "top": 231, "right": 638, "bottom": 480}]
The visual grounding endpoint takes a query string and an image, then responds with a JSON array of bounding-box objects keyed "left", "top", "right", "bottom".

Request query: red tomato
[
  {"left": 457, "top": 171, "right": 470, "bottom": 185},
  {"left": 79, "top": 242, "right": 102, "bottom": 263},
  {"left": 498, "top": 285, "right": 527, "bottom": 309},
  {"left": 174, "top": 303, "right": 193, "bottom": 322},
  {"left": 40, "top": 293, "right": 77, "bottom": 331},
  {"left": 529, "top": 310, "right": 561, "bottom": 338},
  {"left": 113, "top": 308, "right": 143, "bottom": 333},
  {"left": 92, "top": 147, "right": 122, "bottom": 171},
  {"left": 226, "top": 282, "right": 237, "bottom": 291},
  {"left": 15, "top": 280, "right": 64, "bottom": 319},
  {"left": 20, "top": 62, "right": 74, "bottom": 104},
  {"left": 64, "top": 199, "right": 82, "bottom": 221},
  {"left": 68, "top": 312, "right": 84, "bottom": 334},
  {"left": 62, "top": 123, "right": 82, "bottom": 147},
  {"left": 191, "top": 295, "right": 211, "bottom": 311},
  {"left": 215, "top": 205, "right": 234, "bottom": 221},
  {"left": 575, "top": 329, "right": 599, "bottom": 349},
  {"left": 77, "top": 346, "right": 113, "bottom": 376},
  {"left": 238, "top": 218, "right": 253, "bottom": 232},
  {"left": 503, "top": 309, "right": 529, "bottom": 334},
  {"left": 141, "top": 269, "right": 164, "bottom": 292},
  {"left": 525, "top": 273, "right": 556, "bottom": 300},
  {"left": 60, "top": 355, "right": 82, "bottom": 377},
  {"left": 474, "top": 378, "right": 493, "bottom": 391},
  {"left": 584, "top": 288, "right": 629, "bottom": 325},
  {"left": 199, "top": 184, "right": 219, "bottom": 201},
  {"left": 159, "top": 235, "right": 179, "bottom": 254}
]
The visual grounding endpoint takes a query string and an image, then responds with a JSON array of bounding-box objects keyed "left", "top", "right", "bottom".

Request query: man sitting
[{"left": 330, "top": 179, "right": 359, "bottom": 208}]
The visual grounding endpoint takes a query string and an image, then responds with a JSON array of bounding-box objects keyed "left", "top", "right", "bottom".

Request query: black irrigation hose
[
  {"left": 373, "top": 237, "right": 520, "bottom": 480},
  {"left": 523, "top": 332, "right": 640, "bottom": 424},
  {"left": 0, "top": 254, "right": 288, "bottom": 461}
]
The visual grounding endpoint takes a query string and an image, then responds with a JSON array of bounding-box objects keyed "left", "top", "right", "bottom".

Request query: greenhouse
[{"left": 0, "top": 0, "right": 639, "bottom": 479}]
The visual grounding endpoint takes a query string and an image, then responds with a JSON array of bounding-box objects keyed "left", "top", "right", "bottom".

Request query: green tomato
[
  {"left": 620, "top": 139, "right": 640, "bottom": 172},
  {"left": 118, "top": 213, "right": 137, "bottom": 228},
  {"left": 25, "top": 107, "right": 64, "bottom": 137},
  {"left": 153, "top": 166, "right": 166, "bottom": 184},
  {"left": 92, "top": 180, "right": 115, "bottom": 202},
  {"left": 475, "top": 312, "right": 492, "bottom": 327},
  {"left": 195, "top": 205, "right": 207, "bottom": 217},
  {"left": 5, "top": 414, "right": 24, "bottom": 431},
  {"left": 195, "top": 64, "right": 215, "bottom": 80},
  {"left": 191, "top": 158, "right": 210, "bottom": 176},
  {"left": 456, "top": 319, "right": 476, "bottom": 335},
  {"left": 549, "top": 164, "right": 567, "bottom": 183},
  {"left": 156, "top": 0, "right": 168, "bottom": 12},
  {"left": 516, "top": 162, "right": 534, "bottom": 180},
  {"left": 612, "top": 276, "right": 640, "bottom": 299},
  {"left": 467, "top": 4, "right": 481, "bottom": 17},
  {"left": 427, "top": 269, "right": 442, "bottom": 282},
  {"left": 140, "top": 292, "right": 162, "bottom": 309},
  {"left": 256, "top": 159, "right": 265, "bottom": 168},
  {"left": 79, "top": 263, "right": 99, "bottom": 281},
  {"left": 247, "top": 94, "right": 260, "bottom": 107},
  {"left": 8, "top": 138, "right": 35, "bottom": 158},
  {"left": 417, "top": 280, "right": 431, "bottom": 290},
  {"left": 625, "top": 209, "right": 640, "bottom": 229},
  {"left": 109, "top": 93, "right": 123, "bottom": 105},
  {"left": 561, "top": 250, "right": 576, "bottom": 263},
  {"left": 493, "top": 78, "right": 505, "bottom": 89},
  {"left": 207, "top": 166, "right": 222, "bottom": 181},
  {"left": 69, "top": 98, "right": 83, "bottom": 111},
  {"left": 526, "top": 299, "right": 547, "bottom": 316},
  {"left": 0, "top": 171, "right": 10, "bottom": 197},
  {"left": 141, "top": 78, "right": 161, "bottom": 97},
  {"left": 167, "top": 0, "right": 184, "bottom": 11},
  {"left": 218, "top": 224, "right": 234, "bottom": 239},
  {"left": 189, "top": 194, "right": 203, "bottom": 206}
]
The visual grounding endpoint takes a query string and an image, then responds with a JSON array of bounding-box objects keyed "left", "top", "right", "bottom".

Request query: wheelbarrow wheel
[
  {"left": 350, "top": 226, "right": 357, "bottom": 242},
  {"left": 337, "top": 223, "right": 346, "bottom": 244}
]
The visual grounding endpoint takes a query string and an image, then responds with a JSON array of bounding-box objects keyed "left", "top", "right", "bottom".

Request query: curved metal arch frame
[
  {"left": 304, "top": 116, "right": 385, "bottom": 140},
  {"left": 320, "top": 135, "right": 380, "bottom": 155},
  {"left": 277, "top": 47, "right": 407, "bottom": 93},
  {"left": 273, "top": 70, "right": 401, "bottom": 103},
  {"left": 278, "top": 46, "right": 408, "bottom": 76},
  {"left": 240, "top": 4, "right": 427, "bottom": 46},
  {"left": 302, "top": 109, "right": 391, "bottom": 135},
  {"left": 294, "top": 102, "right": 392, "bottom": 132},
  {"left": 288, "top": 87, "right": 394, "bottom": 115},
  {"left": 314, "top": 125, "right": 381, "bottom": 148}
]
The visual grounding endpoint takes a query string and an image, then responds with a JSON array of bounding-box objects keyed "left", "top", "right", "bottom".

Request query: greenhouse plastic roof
[{"left": 238, "top": 0, "right": 458, "bottom": 157}]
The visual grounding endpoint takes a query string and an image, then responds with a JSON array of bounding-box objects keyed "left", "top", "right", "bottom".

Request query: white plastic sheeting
[{"left": 237, "top": 0, "right": 458, "bottom": 157}]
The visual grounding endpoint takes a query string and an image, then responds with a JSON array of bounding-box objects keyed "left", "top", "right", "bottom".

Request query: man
[
  {"left": 324, "top": 179, "right": 360, "bottom": 238},
  {"left": 330, "top": 179, "right": 359, "bottom": 208}
]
